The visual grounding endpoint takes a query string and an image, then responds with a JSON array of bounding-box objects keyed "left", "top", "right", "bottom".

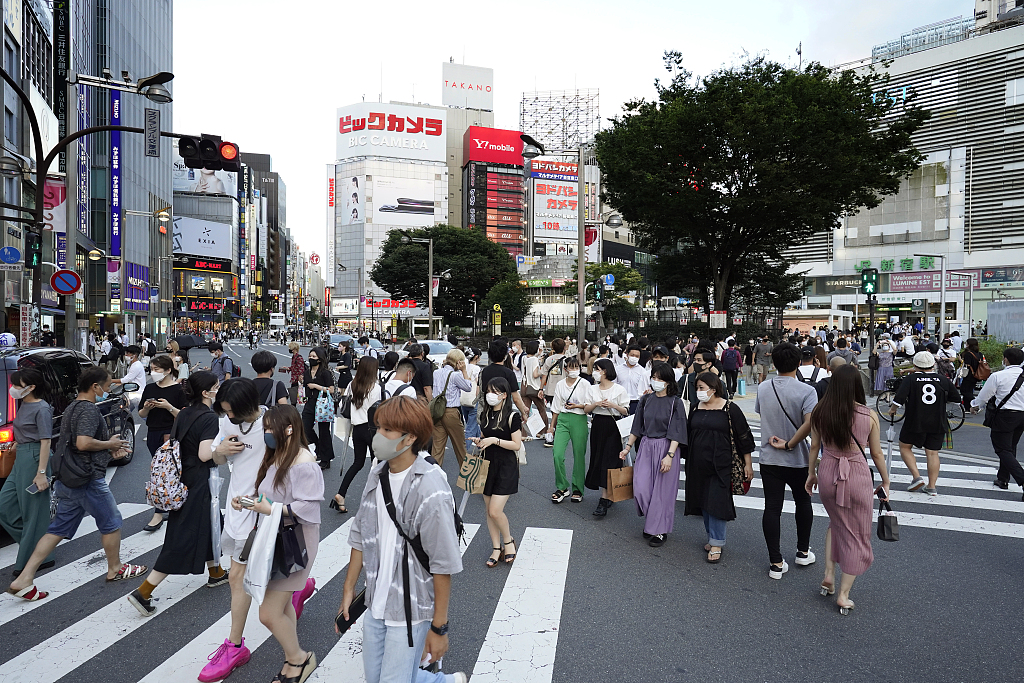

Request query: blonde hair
[
  {"left": 167, "top": 340, "right": 180, "bottom": 355},
  {"left": 445, "top": 348, "right": 466, "bottom": 367},
  {"left": 288, "top": 341, "right": 300, "bottom": 353}
]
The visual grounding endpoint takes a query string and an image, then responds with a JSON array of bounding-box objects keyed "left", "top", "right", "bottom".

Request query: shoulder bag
[
  {"left": 868, "top": 353, "right": 880, "bottom": 371},
  {"left": 771, "top": 381, "right": 807, "bottom": 448},
  {"left": 429, "top": 369, "right": 454, "bottom": 423},
  {"left": 271, "top": 504, "right": 308, "bottom": 580},
  {"left": 877, "top": 497, "right": 899, "bottom": 542},
  {"left": 51, "top": 401, "right": 97, "bottom": 489},
  {"left": 724, "top": 402, "right": 750, "bottom": 495},
  {"left": 984, "top": 370, "right": 1024, "bottom": 428},
  {"left": 972, "top": 351, "right": 991, "bottom": 381}
]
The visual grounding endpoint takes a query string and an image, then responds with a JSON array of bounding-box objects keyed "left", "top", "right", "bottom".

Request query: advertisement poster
[
  {"left": 442, "top": 63, "right": 494, "bottom": 110},
  {"left": 981, "top": 267, "right": 1024, "bottom": 289},
  {"left": 172, "top": 216, "right": 233, "bottom": 260},
  {"left": 373, "top": 177, "right": 435, "bottom": 227},
  {"left": 463, "top": 126, "right": 522, "bottom": 165},
  {"left": 43, "top": 179, "right": 67, "bottom": 267},
  {"left": 172, "top": 139, "right": 238, "bottom": 196},
  {"left": 326, "top": 165, "right": 336, "bottom": 287},
  {"left": 533, "top": 177, "right": 579, "bottom": 242},
  {"left": 341, "top": 174, "right": 364, "bottom": 226},
  {"left": 336, "top": 103, "right": 445, "bottom": 163}
]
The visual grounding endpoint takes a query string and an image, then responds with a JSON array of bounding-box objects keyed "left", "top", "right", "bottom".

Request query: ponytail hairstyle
[
  {"left": 150, "top": 354, "right": 178, "bottom": 379},
  {"left": 182, "top": 370, "right": 218, "bottom": 406}
]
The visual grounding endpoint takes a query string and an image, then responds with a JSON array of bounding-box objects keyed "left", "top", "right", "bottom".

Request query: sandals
[
  {"left": 820, "top": 580, "right": 836, "bottom": 596},
  {"left": 570, "top": 491, "right": 583, "bottom": 503},
  {"left": 551, "top": 489, "right": 569, "bottom": 504},
  {"left": 272, "top": 651, "right": 317, "bottom": 683},
  {"left": 706, "top": 549, "right": 722, "bottom": 564},
  {"left": 6, "top": 584, "right": 48, "bottom": 601},
  {"left": 486, "top": 548, "right": 502, "bottom": 568},
  {"left": 503, "top": 539, "right": 517, "bottom": 565},
  {"left": 329, "top": 496, "right": 348, "bottom": 514},
  {"left": 107, "top": 563, "right": 148, "bottom": 582}
]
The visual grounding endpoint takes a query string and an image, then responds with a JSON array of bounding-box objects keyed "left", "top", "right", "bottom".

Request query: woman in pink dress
[{"left": 805, "top": 365, "right": 891, "bottom": 615}]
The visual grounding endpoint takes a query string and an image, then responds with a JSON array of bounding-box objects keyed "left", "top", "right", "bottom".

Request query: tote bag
[
  {"left": 607, "top": 453, "right": 634, "bottom": 503},
  {"left": 315, "top": 391, "right": 335, "bottom": 423},
  {"left": 243, "top": 502, "right": 283, "bottom": 605},
  {"left": 456, "top": 447, "right": 490, "bottom": 494}
]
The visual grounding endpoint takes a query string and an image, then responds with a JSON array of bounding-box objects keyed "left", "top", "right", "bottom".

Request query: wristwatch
[
  {"left": 430, "top": 622, "right": 449, "bottom": 636},
  {"left": 38, "top": 470, "right": 46, "bottom": 474}
]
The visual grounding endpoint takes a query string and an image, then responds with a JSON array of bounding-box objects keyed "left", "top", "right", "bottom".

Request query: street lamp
[{"left": 914, "top": 253, "right": 947, "bottom": 336}]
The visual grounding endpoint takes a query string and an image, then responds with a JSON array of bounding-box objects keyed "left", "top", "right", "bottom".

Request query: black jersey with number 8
[{"left": 893, "top": 372, "right": 961, "bottom": 434}]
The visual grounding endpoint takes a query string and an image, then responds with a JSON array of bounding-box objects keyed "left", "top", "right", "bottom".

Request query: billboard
[
  {"left": 372, "top": 177, "right": 436, "bottom": 227},
  {"left": 172, "top": 139, "right": 238, "bottom": 196},
  {"left": 442, "top": 63, "right": 494, "bottom": 110},
  {"left": 889, "top": 270, "right": 979, "bottom": 293},
  {"left": 533, "top": 178, "right": 579, "bottom": 243},
  {"left": 331, "top": 298, "right": 359, "bottom": 316},
  {"left": 336, "top": 103, "right": 445, "bottom": 163},
  {"left": 326, "top": 165, "right": 336, "bottom": 287},
  {"left": 341, "top": 174, "right": 365, "bottom": 226},
  {"left": 463, "top": 126, "right": 523, "bottom": 166},
  {"left": 172, "top": 216, "right": 233, "bottom": 260}
]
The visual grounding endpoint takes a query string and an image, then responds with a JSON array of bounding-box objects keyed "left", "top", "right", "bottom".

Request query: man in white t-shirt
[
  {"left": 386, "top": 359, "right": 418, "bottom": 399},
  {"left": 113, "top": 345, "right": 147, "bottom": 410},
  {"left": 616, "top": 346, "right": 651, "bottom": 415}
]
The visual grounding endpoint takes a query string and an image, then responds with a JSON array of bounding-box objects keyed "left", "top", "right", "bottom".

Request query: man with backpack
[
  {"left": 7, "top": 367, "right": 139, "bottom": 601},
  {"left": 539, "top": 339, "right": 567, "bottom": 445},
  {"left": 385, "top": 358, "right": 418, "bottom": 399},
  {"left": 251, "top": 350, "right": 289, "bottom": 405},
  {"left": 721, "top": 340, "right": 742, "bottom": 399},
  {"left": 208, "top": 342, "right": 235, "bottom": 381}
]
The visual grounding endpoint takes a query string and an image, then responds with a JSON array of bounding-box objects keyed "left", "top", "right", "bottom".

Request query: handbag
[
  {"left": 607, "top": 452, "right": 634, "bottom": 502},
  {"left": 973, "top": 354, "right": 991, "bottom": 381},
  {"left": 243, "top": 501, "right": 283, "bottom": 605},
  {"left": 724, "top": 402, "right": 750, "bottom": 495},
  {"left": 868, "top": 353, "right": 880, "bottom": 371},
  {"left": 983, "top": 370, "right": 1024, "bottom": 428},
  {"left": 456, "top": 446, "right": 490, "bottom": 494},
  {"left": 0, "top": 442, "right": 16, "bottom": 479},
  {"left": 271, "top": 505, "right": 308, "bottom": 579},
  {"left": 460, "top": 373, "right": 479, "bottom": 407},
  {"left": 315, "top": 391, "right": 335, "bottom": 423},
  {"left": 876, "top": 498, "right": 899, "bottom": 541}
]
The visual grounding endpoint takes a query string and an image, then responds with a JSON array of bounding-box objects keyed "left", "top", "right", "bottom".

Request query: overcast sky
[{"left": 173, "top": 0, "right": 968, "bottom": 261}]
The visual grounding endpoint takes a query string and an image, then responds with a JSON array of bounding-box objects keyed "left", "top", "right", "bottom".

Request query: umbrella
[{"left": 173, "top": 334, "right": 198, "bottom": 350}]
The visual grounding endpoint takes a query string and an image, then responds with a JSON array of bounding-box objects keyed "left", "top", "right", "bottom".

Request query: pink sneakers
[
  {"left": 198, "top": 638, "right": 251, "bottom": 682},
  {"left": 291, "top": 578, "right": 316, "bottom": 620}
]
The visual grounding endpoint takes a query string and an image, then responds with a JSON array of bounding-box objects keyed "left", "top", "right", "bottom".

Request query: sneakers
[
  {"left": 291, "top": 578, "right": 316, "bottom": 620},
  {"left": 127, "top": 589, "right": 156, "bottom": 617},
  {"left": 794, "top": 549, "right": 816, "bottom": 566},
  {"left": 198, "top": 638, "right": 252, "bottom": 682},
  {"left": 768, "top": 560, "right": 789, "bottom": 580},
  {"left": 907, "top": 476, "right": 926, "bottom": 492},
  {"left": 648, "top": 534, "right": 667, "bottom": 547},
  {"left": 206, "top": 569, "right": 230, "bottom": 589},
  {"left": 923, "top": 487, "right": 937, "bottom": 496},
  {"left": 451, "top": 674, "right": 469, "bottom": 683}
]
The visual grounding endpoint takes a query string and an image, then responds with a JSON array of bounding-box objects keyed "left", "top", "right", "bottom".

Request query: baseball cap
[
  {"left": 801, "top": 347, "right": 815, "bottom": 360},
  {"left": 913, "top": 351, "right": 935, "bottom": 369}
]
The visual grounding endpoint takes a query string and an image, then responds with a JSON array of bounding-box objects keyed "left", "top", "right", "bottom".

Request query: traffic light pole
[{"left": 868, "top": 294, "right": 876, "bottom": 392}]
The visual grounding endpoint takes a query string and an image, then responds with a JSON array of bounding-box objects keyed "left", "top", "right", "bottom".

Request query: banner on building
[
  {"left": 110, "top": 90, "right": 122, "bottom": 257},
  {"left": 172, "top": 216, "right": 233, "bottom": 260},
  {"left": 336, "top": 102, "right": 446, "bottom": 163},
  {"left": 441, "top": 63, "right": 494, "bottom": 110}
]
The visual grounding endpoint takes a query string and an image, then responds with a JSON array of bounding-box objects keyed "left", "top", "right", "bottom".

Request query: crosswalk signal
[
  {"left": 594, "top": 278, "right": 604, "bottom": 301},
  {"left": 178, "top": 134, "right": 241, "bottom": 172},
  {"left": 860, "top": 268, "right": 879, "bottom": 295},
  {"left": 26, "top": 231, "right": 42, "bottom": 269}
]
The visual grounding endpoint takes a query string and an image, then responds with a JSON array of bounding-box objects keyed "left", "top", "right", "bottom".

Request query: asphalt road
[{"left": 2, "top": 342, "right": 1022, "bottom": 683}]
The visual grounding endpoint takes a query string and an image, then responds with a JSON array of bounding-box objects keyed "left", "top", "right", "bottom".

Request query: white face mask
[
  {"left": 567, "top": 370, "right": 580, "bottom": 379},
  {"left": 8, "top": 385, "right": 30, "bottom": 400},
  {"left": 626, "top": 356, "right": 639, "bottom": 366},
  {"left": 651, "top": 380, "right": 667, "bottom": 393},
  {"left": 697, "top": 390, "right": 712, "bottom": 403},
  {"left": 594, "top": 370, "right": 603, "bottom": 381},
  {"left": 150, "top": 371, "right": 166, "bottom": 383},
  {"left": 485, "top": 392, "right": 504, "bottom": 407}
]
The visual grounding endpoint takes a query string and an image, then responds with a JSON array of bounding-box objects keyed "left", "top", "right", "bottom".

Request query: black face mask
[{"left": 228, "top": 416, "right": 245, "bottom": 425}]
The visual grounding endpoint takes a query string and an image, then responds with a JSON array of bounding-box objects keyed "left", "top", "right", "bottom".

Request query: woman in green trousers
[
  {"left": 548, "top": 357, "right": 591, "bottom": 503},
  {"left": 0, "top": 369, "right": 55, "bottom": 575}
]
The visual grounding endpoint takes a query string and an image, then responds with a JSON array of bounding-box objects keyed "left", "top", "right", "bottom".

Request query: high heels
[
  {"left": 328, "top": 496, "right": 347, "bottom": 514},
  {"left": 272, "top": 651, "right": 317, "bottom": 683}
]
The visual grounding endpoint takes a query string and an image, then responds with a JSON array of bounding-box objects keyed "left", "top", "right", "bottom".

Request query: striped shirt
[{"left": 432, "top": 366, "right": 472, "bottom": 407}]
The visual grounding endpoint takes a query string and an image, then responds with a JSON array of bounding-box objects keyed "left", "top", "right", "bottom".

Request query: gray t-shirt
[
  {"left": 755, "top": 376, "right": 818, "bottom": 468},
  {"left": 754, "top": 342, "right": 774, "bottom": 365},
  {"left": 60, "top": 400, "right": 111, "bottom": 479},
  {"left": 13, "top": 400, "right": 53, "bottom": 443}
]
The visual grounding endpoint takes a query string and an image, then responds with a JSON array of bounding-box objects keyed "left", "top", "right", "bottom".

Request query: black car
[{"left": 0, "top": 347, "right": 139, "bottom": 485}]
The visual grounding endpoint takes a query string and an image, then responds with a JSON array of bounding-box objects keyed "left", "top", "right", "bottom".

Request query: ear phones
[{"left": 286, "top": 426, "right": 293, "bottom": 436}]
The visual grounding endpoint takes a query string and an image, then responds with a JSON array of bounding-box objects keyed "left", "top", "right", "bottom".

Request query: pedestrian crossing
[{"left": 676, "top": 422, "right": 1024, "bottom": 539}]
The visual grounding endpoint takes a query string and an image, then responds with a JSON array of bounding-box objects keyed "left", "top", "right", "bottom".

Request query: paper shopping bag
[
  {"left": 457, "top": 452, "right": 490, "bottom": 494},
  {"left": 607, "top": 465, "right": 634, "bottom": 502}
]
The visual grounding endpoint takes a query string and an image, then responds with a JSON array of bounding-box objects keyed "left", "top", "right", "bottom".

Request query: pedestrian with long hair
[
  {"left": 471, "top": 377, "right": 523, "bottom": 568},
  {"left": 684, "top": 372, "right": 755, "bottom": 563},
  {"left": 548, "top": 356, "right": 591, "bottom": 503},
  {"left": 461, "top": 347, "right": 483, "bottom": 453},
  {"left": 128, "top": 371, "right": 226, "bottom": 617},
  {"left": 287, "top": 341, "right": 304, "bottom": 406},
  {"left": 0, "top": 369, "right": 55, "bottom": 576},
  {"left": 583, "top": 358, "right": 630, "bottom": 517},
  {"left": 336, "top": 341, "right": 354, "bottom": 392},
  {"left": 301, "top": 346, "right": 336, "bottom": 469},
  {"left": 801, "top": 365, "right": 891, "bottom": 614},
  {"left": 138, "top": 355, "right": 186, "bottom": 531},
  {"left": 231, "top": 405, "right": 323, "bottom": 683},
  {"left": 333, "top": 356, "right": 382, "bottom": 513},
  {"left": 521, "top": 340, "right": 548, "bottom": 435},
  {"left": 431, "top": 349, "right": 473, "bottom": 467},
  {"left": 620, "top": 363, "right": 688, "bottom": 547},
  {"left": 959, "top": 337, "right": 984, "bottom": 407}
]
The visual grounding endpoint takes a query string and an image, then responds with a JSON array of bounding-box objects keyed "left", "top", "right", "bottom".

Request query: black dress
[
  {"left": 479, "top": 411, "right": 521, "bottom": 496},
  {"left": 153, "top": 404, "right": 220, "bottom": 574},
  {"left": 684, "top": 403, "right": 756, "bottom": 522}
]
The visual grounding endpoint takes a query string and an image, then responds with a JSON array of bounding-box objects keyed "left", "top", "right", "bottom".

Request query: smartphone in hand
[
  {"left": 26, "top": 483, "right": 40, "bottom": 494},
  {"left": 335, "top": 589, "right": 367, "bottom": 635}
]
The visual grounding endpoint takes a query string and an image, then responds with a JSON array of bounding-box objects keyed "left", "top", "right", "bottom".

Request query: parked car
[
  {"left": 353, "top": 338, "right": 386, "bottom": 358},
  {"left": 0, "top": 347, "right": 139, "bottom": 487},
  {"left": 417, "top": 340, "right": 454, "bottom": 367}
]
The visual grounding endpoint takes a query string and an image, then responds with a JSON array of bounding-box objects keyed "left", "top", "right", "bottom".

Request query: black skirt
[
  {"left": 585, "top": 414, "right": 624, "bottom": 491},
  {"left": 483, "top": 451, "right": 519, "bottom": 496},
  {"left": 153, "top": 469, "right": 214, "bottom": 574}
]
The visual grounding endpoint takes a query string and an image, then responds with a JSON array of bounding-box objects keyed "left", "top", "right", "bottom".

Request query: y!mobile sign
[
  {"left": 463, "top": 126, "right": 523, "bottom": 166},
  {"left": 441, "top": 63, "right": 494, "bottom": 110},
  {"left": 336, "top": 103, "right": 445, "bottom": 163}
]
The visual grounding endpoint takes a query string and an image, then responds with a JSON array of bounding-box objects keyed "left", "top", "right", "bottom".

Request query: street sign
[
  {"left": 144, "top": 108, "right": 160, "bottom": 158},
  {"left": 605, "top": 284, "right": 615, "bottom": 291},
  {"left": 493, "top": 313, "right": 502, "bottom": 325},
  {"left": 0, "top": 264, "right": 21, "bottom": 271},
  {"left": 0, "top": 246, "right": 21, "bottom": 264},
  {"left": 492, "top": 304, "right": 502, "bottom": 312},
  {"left": 50, "top": 269, "right": 82, "bottom": 296},
  {"left": 150, "top": 287, "right": 159, "bottom": 302},
  {"left": 309, "top": 252, "right": 320, "bottom": 265},
  {"left": 912, "top": 298, "right": 927, "bottom": 313},
  {"left": 710, "top": 310, "right": 727, "bottom": 329},
  {"left": 604, "top": 273, "right": 615, "bottom": 285}
]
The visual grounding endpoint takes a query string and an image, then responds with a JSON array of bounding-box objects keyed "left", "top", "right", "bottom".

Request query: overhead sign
[
  {"left": 441, "top": 63, "right": 494, "bottom": 110},
  {"left": 0, "top": 246, "right": 21, "bottom": 264},
  {"left": 463, "top": 126, "right": 523, "bottom": 166},
  {"left": 50, "top": 269, "right": 83, "bottom": 296},
  {"left": 336, "top": 102, "right": 446, "bottom": 163},
  {"left": 144, "top": 108, "right": 160, "bottom": 157}
]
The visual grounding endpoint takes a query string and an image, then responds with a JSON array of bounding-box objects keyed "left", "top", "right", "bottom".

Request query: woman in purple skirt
[
  {"left": 805, "top": 365, "right": 891, "bottom": 615},
  {"left": 619, "top": 363, "right": 688, "bottom": 548}
]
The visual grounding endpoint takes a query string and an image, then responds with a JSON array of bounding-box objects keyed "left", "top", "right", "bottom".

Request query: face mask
[
  {"left": 150, "top": 371, "right": 166, "bottom": 383},
  {"left": 651, "top": 380, "right": 667, "bottom": 393},
  {"left": 8, "top": 385, "right": 30, "bottom": 399},
  {"left": 229, "top": 416, "right": 246, "bottom": 425},
  {"left": 99, "top": 390, "right": 109, "bottom": 401},
  {"left": 697, "top": 390, "right": 712, "bottom": 403},
  {"left": 626, "top": 356, "right": 639, "bottom": 366},
  {"left": 594, "top": 370, "right": 603, "bottom": 381},
  {"left": 264, "top": 433, "right": 277, "bottom": 450},
  {"left": 372, "top": 431, "right": 412, "bottom": 461},
  {"left": 567, "top": 370, "right": 580, "bottom": 379},
  {"left": 486, "top": 392, "right": 504, "bottom": 407}
]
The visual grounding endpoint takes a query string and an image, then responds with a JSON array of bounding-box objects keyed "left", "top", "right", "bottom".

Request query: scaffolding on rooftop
[
  {"left": 871, "top": 16, "right": 975, "bottom": 62},
  {"left": 519, "top": 89, "right": 600, "bottom": 151}
]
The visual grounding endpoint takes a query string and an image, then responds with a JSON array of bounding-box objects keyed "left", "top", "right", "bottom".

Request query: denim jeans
[
  {"left": 461, "top": 405, "right": 480, "bottom": 452},
  {"left": 362, "top": 615, "right": 450, "bottom": 683},
  {"left": 703, "top": 510, "right": 727, "bottom": 547},
  {"left": 48, "top": 478, "right": 123, "bottom": 538}
]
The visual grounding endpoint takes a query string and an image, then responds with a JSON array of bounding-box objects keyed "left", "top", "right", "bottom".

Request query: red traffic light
[{"left": 219, "top": 142, "right": 238, "bottom": 161}]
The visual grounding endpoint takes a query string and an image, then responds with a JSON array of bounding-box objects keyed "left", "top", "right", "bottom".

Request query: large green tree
[
  {"left": 483, "top": 278, "right": 532, "bottom": 325},
  {"left": 371, "top": 225, "right": 517, "bottom": 321},
  {"left": 562, "top": 261, "right": 646, "bottom": 304},
  {"left": 596, "top": 52, "right": 930, "bottom": 311}
]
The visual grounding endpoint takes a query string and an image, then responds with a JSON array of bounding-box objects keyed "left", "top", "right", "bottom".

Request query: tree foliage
[
  {"left": 563, "top": 261, "right": 646, "bottom": 304},
  {"left": 371, "top": 225, "right": 517, "bottom": 322},
  {"left": 595, "top": 52, "right": 930, "bottom": 310},
  {"left": 483, "top": 278, "right": 532, "bottom": 325}
]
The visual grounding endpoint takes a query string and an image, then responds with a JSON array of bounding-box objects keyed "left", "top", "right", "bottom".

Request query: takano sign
[{"left": 336, "top": 103, "right": 445, "bottom": 163}]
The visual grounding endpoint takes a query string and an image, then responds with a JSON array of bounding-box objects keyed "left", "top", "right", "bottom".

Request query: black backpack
[
  {"left": 799, "top": 367, "right": 821, "bottom": 385},
  {"left": 146, "top": 340, "right": 157, "bottom": 357}
]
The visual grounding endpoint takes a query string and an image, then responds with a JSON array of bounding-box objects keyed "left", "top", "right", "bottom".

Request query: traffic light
[
  {"left": 177, "top": 134, "right": 241, "bottom": 172},
  {"left": 860, "top": 268, "right": 879, "bottom": 295},
  {"left": 594, "top": 278, "right": 604, "bottom": 301},
  {"left": 26, "top": 231, "right": 42, "bottom": 269}
]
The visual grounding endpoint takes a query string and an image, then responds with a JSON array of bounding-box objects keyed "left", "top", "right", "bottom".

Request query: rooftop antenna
[
  {"left": 379, "top": 62, "right": 383, "bottom": 103},
  {"left": 797, "top": 41, "right": 803, "bottom": 70}
]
